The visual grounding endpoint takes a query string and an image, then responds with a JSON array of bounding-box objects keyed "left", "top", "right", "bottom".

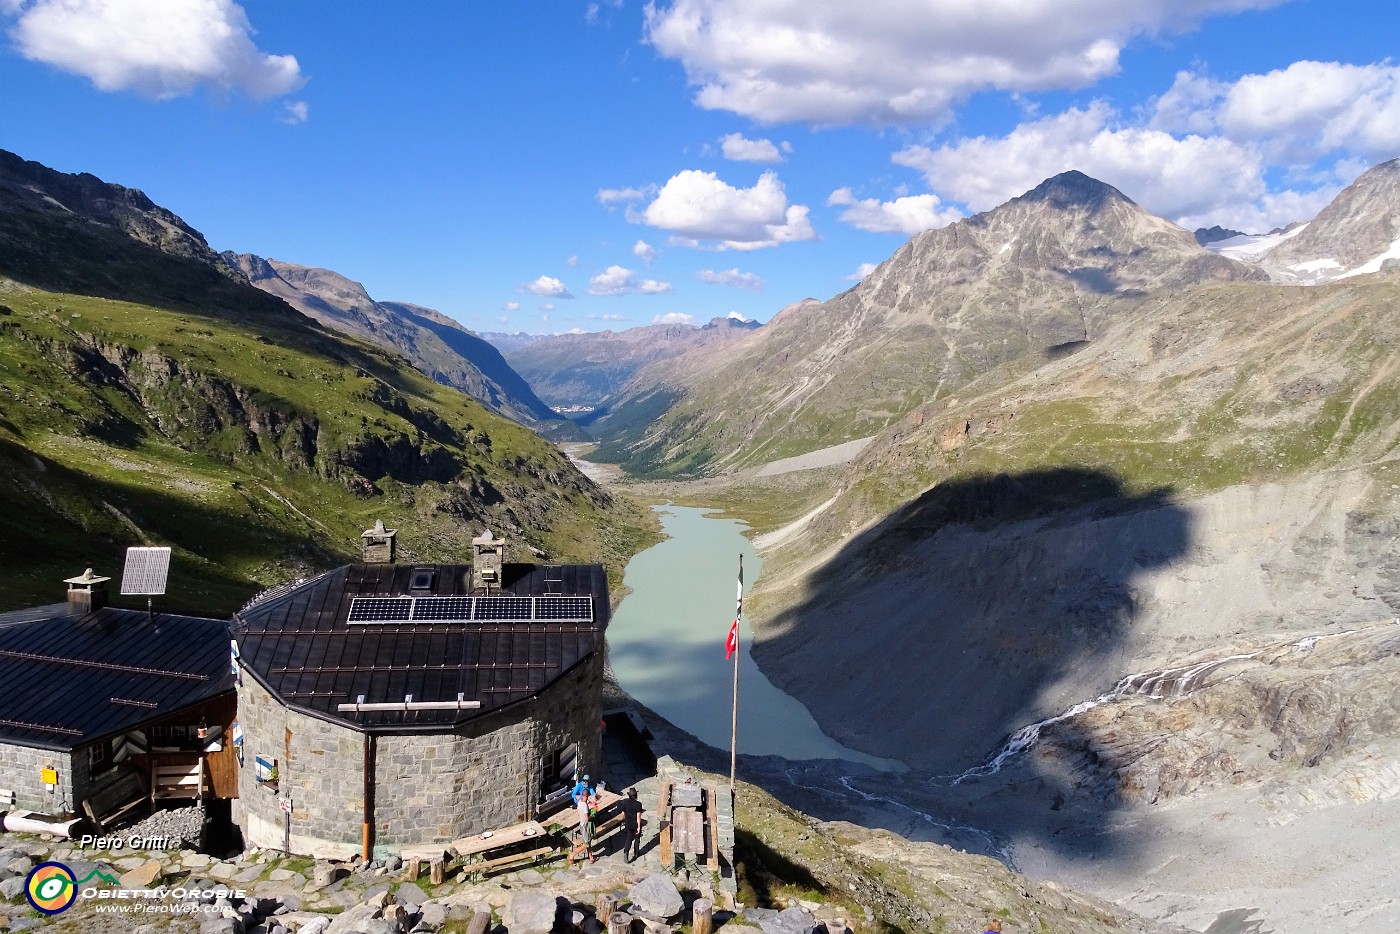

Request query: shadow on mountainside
[{"left": 747, "top": 467, "right": 1192, "bottom": 864}]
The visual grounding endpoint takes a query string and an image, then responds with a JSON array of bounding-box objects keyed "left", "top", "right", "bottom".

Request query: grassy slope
[{"left": 0, "top": 284, "right": 653, "bottom": 614}]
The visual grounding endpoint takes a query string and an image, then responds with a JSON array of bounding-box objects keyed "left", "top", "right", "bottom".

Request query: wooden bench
[{"left": 82, "top": 770, "right": 147, "bottom": 832}]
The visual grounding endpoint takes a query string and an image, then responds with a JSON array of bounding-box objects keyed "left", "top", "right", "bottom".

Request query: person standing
[{"left": 617, "top": 787, "right": 645, "bottom": 863}]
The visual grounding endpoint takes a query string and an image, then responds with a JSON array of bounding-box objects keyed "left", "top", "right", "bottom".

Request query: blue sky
[{"left": 1, "top": 1, "right": 1397, "bottom": 335}]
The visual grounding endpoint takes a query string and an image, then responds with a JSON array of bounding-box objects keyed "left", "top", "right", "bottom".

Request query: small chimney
[
  {"left": 64, "top": 568, "right": 111, "bottom": 614},
  {"left": 361, "top": 519, "right": 398, "bottom": 564},
  {"left": 471, "top": 529, "right": 505, "bottom": 591}
]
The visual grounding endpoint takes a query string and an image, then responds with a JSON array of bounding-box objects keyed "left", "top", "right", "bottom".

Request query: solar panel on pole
[{"left": 121, "top": 546, "right": 172, "bottom": 595}]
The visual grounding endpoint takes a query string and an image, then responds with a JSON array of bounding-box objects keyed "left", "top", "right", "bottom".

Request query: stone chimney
[
  {"left": 64, "top": 568, "right": 111, "bottom": 615},
  {"left": 361, "top": 519, "right": 398, "bottom": 564},
  {"left": 471, "top": 529, "right": 505, "bottom": 591}
]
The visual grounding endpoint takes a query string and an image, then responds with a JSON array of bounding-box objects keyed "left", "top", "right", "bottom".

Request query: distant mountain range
[
  {"left": 481, "top": 314, "right": 762, "bottom": 411},
  {"left": 584, "top": 170, "right": 1265, "bottom": 475}
]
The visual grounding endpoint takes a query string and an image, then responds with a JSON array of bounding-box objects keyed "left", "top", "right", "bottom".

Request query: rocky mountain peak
[
  {"left": 1260, "top": 156, "right": 1400, "bottom": 280},
  {"left": 1016, "top": 169, "right": 1134, "bottom": 213},
  {"left": 0, "top": 147, "right": 234, "bottom": 275}
]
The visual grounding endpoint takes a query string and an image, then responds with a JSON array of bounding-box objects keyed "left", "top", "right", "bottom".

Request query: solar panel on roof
[
  {"left": 535, "top": 597, "right": 593, "bottom": 621},
  {"left": 473, "top": 597, "right": 533, "bottom": 621},
  {"left": 120, "top": 546, "right": 172, "bottom": 596},
  {"left": 347, "top": 598, "right": 413, "bottom": 622},
  {"left": 345, "top": 596, "right": 594, "bottom": 625},
  {"left": 412, "top": 597, "right": 474, "bottom": 620}
]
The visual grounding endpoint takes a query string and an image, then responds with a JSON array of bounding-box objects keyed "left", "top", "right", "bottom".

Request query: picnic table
[{"left": 666, "top": 780, "right": 707, "bottom": 871}]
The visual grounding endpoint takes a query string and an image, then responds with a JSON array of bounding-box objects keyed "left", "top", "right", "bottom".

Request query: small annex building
[
  {"left": 0, "top": 570, "right": 237, "bottom": 829},
  {"left": 231, "top": 527, "right": 610, "bottom": 858}
]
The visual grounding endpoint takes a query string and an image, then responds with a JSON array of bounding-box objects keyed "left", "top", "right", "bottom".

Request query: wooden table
[
  {"left": 672, "top": 808, "right": 704, "bottom": 859},
  {"left": 450, "top": 820, "right": 548, "bottom": 858}
]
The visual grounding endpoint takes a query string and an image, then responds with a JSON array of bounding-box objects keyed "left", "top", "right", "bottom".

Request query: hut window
[
  {"left": 409, "top": 569, "right": 436, "bottom": 591},
  {"left": 88, "top": 741, "right": 115, "bottom": 775}
]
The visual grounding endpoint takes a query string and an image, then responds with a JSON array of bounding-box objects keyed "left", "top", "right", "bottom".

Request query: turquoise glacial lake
[{"left": 606, "top": 504, "right": 900, "bottom": 770}]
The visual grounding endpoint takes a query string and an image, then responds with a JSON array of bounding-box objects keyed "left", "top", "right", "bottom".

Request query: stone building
[
  {"left": 230, "top": 530, "right": 610, "bottom": 858},
  {"left": 0, "top": 570, "right": 237, "bottom": 823}
]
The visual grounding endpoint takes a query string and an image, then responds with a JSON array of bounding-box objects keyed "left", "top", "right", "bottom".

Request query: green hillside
[{"left": 0, "top": 284, "right": 651, "bottom": 614}]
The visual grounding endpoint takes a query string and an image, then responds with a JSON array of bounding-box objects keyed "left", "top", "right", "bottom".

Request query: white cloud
[
  {"left": 893, "top": 102, "right": 1278, "bottom": 227},
  {"left": 566, "top": 255, "right": 580, "bottom": 267},
  {"left": 280, "top": 100, "right": 308, "bottom": 124},
  {"left": 727, "top": 310, "right": 755, "bottom": 321},
  {"left": 720, "top": 133, "right": 785, "bottom": 163},
  {"left": 845, "top": 262, "right": 879, "bottom": 281},
  {"left": 525, "top": 275, "right": 573, "bottom": 298},
  {"left": 597, "top": 185, "right": 654, "bottom": 206},
  {"left": 497, "top": 315, "right": 509, "bottom": 324},
  {"left": 827, "top": 187, "right": 963, "bottom": 234},
  {"left": 503, "top": 301, "right": 520, "bottom": 312},
  {"left": 593, "top": 313, "right": 626, "bottom": 321},
  {"left": 1153, "top": 61, "right": 1400, "bottom": 164},
  {"left": 588, "top": 265, "right": 635, "bottom": 296},
  {"left": 653, "top": 312, "right": 696, "bottom": 325},
  {"left": 567, "top": 327, "right": 586, "bottom": 334},
  {"left": 890, "top": 84, "right": 1367, "bottom": 233},
  {"left": 633, "top": 239, "right": 657, "bottom": 264},
  {"left": 540, "top": 304, "right": 555, "bottom": 313},
  {"left": 588, "top": 264, "right": 673, "bottom": 295},
  {"left": 644, "top": 0, "right": 1282, "bottom": 126},
  {"left": 7, "top": 0, "right": 305, "bottom": 100},
  {"left": 698, "top": 267, "right": 765, "bottom": 290},
  {"left": 641, "top": 169, "right": 817, "bottom": 250}
]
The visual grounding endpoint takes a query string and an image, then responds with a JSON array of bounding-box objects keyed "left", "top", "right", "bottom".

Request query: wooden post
[
  {"left": 596, "top": 893, "right": 618, "bottom": 922},
  {"left": 607, "top": 911, "right": 633, "bottom": 934},
  {"left": 731, "top": 555, "right": 742, "bottom": 790},
  {"left": 692, "top": 898, "right": 714, "bottom": 934},
  {"left": 428, "top": 856, "right": 445, "bottom": 885},
  {"left": 465, "top": 909, "right": 492, "bottom": 934},
  {"left": 657, "top": 782, "right": 673, "bottom": 870},
  {"left": 705, "top": 789, "right": 719, "bottom": 871},
  {"left": 405, "top": 857, "right": 421, "bottom": 881}
]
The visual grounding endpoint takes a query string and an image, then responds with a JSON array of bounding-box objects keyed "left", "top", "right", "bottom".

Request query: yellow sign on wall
[{"left": 40, "top": 767, "right": 57, "bottom": 785}]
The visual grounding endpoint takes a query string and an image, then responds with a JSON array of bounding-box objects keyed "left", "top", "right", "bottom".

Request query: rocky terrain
[
  {"left": 559, "top": 158, "right": 1400, "bottom": 932},
  {"left": 0, "top": 745, "right": 1186, "bottom": 934}
]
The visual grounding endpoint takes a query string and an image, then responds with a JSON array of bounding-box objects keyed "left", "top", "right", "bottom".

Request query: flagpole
[{"left": 730, "top": 553, "right": 741, "bottom": 790}]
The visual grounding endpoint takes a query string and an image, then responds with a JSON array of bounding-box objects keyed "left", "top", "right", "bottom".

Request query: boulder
[
  {"left": 120, "top": 858, "right": 165, "bottom": 889},
  {"left": 417, "top": 901, "right": 448, "bottom": 930},
  {"left": 327, "top": 902, "right": 384, "bottom": 934},
  {"left": 505, "top": 889, "right": 564, "bottom": 934},
  {"left": 0, "top": 876, "right": 27, "bottom": 900},
  {"left": 199, "top": 918, "right": 243, "bottom": 934},
  {"left": 311, "top": 862, "right": 341, "bottom": 887},
  {"left": 758, "top": 907, "right": 819, "bottom": 934},
  {"left": 396, "top": 882, "right": 429, "bottom": 910},
  {"left": 627, "top": 874, "right": 683, "bottom": 919}
]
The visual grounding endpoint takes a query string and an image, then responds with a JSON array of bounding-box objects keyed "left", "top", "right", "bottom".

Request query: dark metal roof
[
  {"left": 232, "top": 562, "right": 610, "bottom": 733},
  {"left": 0, "top": 606, "right": 235, "bottom": 752}
]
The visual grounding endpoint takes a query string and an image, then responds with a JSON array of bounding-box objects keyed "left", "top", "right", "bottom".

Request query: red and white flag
[{"left": 726, "top": 555, "right": 743, "bottom": 659}]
